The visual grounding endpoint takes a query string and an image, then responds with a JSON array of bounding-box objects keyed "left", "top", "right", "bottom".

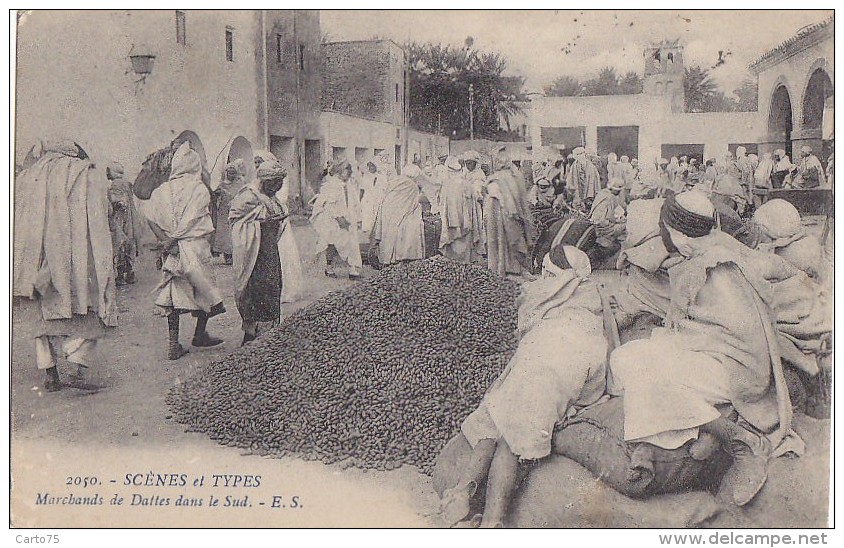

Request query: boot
[
  {"left": 241, "top": 332, "right": 257, "bottom": 347},
  {"left": 704, "top": 417, "right": 771, "bottom": 506},
  {"left": 65, "top": 364, "right": 105, "bottom": 392},
  {"left": 44, "top": 366, "right": 61, "bottom": 392},
  {"left": 167, "top": 314, "right": 189, "bottom": 360}
]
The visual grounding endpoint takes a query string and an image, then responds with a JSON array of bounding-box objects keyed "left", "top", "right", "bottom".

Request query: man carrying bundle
[
  {"left": 143, "top": 142, "right": 226, "bottom": 360},
  {"left": 14, "top": 140, "right": 117, "bottom": 391}
]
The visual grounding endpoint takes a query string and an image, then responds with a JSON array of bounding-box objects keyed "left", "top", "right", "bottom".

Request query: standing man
[
  {"left": 311, "top": 160, "right": 364, "bottom": 279},
  {"left": 484, "top": 148, "right": 532, "bottom": 276},
  {"left": 793, "top": 145, "right": 826, "bottom": 189},
  {"left": 144, "top": 142, "right": 226, "bottom": 360},
  {"left": 107, "top": 161, "right": 141, "bottom": 286},
  {"left": 14, "top": 140, "right": 117, "bottom": 391}
]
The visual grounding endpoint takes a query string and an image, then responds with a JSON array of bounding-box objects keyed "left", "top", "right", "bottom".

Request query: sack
[
  {"left": 552, "top": 397, "right": 731, "bottom": 498},
  {"left": 432, "top": 429, "right": 724, "bottom": 528}
]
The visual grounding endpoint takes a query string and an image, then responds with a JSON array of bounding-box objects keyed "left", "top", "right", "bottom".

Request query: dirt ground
[{"left": 10, "top": 223, "right": 831, "bottom": 528}]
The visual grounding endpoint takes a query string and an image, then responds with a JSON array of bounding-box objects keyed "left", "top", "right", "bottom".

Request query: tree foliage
[
  {"left": 544, "top": 67, "right": 643, "bottom": 97},
  {"left": 405, "top": 42, "right": 525, "bottom": 140}
]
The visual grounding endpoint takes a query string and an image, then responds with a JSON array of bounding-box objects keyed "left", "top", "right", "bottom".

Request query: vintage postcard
[{"left": 9, "top": 8, "right": 834, "bottom": 531}]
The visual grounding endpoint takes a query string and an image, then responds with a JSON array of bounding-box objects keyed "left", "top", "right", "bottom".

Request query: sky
[{"left": 321, "top": 10, "right": 832, "bottom": 96}]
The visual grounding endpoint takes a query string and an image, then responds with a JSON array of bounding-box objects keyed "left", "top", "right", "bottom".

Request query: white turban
[{"left": 753, "top": 199, "right": 801, "bottom": 239}]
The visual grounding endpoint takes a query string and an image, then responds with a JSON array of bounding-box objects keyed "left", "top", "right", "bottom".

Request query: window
[
  {"left": 175, "top": 11, "right": 186, "bottom": 45},
  {"left": 297, "top": 44, "right": 305, "bottom": 70},
  {"left": 225, "top": 27, "right": 234, "bottom": 62},
  {"left": 395, "top": 83, "right": 400, "bottom": 103},
  {"left": 276, "top": 34, "right": 283, "bottom": 63}
]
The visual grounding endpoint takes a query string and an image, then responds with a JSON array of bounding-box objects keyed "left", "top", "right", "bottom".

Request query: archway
[
  {"left": 768, "top": 85, "right": 793, "bottom": 159},
  {"left": 209, "top": 135, "right": 257, "bottom": 190},
  {"left": 801, "top": 68, "right": 833, "bottom": 164}
]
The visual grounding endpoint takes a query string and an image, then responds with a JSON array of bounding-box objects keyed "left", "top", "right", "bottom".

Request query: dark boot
[
  {"left": 192, "top": 312, "right": 223, "bottom": 347},
  {"left": 703, "top": 417, "right": 771, "bottom": 506},
  {"left": 124, "top": 270, "right": 137, "bottom": 285},
  {"left": 44, "top": 366, "right": 61, "bottom": 392},
  {"left": 167, "top": 313, "right": 189, "bottom": 360}
]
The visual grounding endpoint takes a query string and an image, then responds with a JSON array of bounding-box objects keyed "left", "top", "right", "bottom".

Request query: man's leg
[
  {"left": 325, "top": 245, "right": 338, "bottom": 277},
  {"left": 63, "top": 338, "right": 104, "bottom": 391},
  {"left": 480, "top": 439, "right": 525, "bottom": 528},
  {"left": 441, "top": 438, "right": 496, "bottom": 526},
  {"left": 192, "top": 311, "right": 223, "bottom": 348},
  {"left": 167, "top": 312, "right": 189, "bottom": 360},
  {"left": 241, "top": 320, "right": 258, "bottom": 346},
  {"left": 35, "top": 336, "right": 61, "bottom": 392}
]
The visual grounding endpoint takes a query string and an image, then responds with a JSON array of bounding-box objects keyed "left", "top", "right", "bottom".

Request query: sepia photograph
[{"left": 8, "top": 7, "right": 834, "bottom": 531}]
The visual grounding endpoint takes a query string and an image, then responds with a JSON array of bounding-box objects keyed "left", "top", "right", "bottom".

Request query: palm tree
[
  {"left": 683, "top": 65, "right": 718, "bottom": 113},
  {"left": 544, "top": 75, "right": 583, "bottom": 97}
]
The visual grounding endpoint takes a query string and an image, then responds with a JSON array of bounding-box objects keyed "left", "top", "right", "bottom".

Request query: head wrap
[
  {"left": 169, "top": 142, "right": 201, "bottom": 180},
  {"left": 329, "top": 159, "right": 351, "bottom": 177},
  {"left": 801, "top": 145, "right": 813, "bottom": 155},
  {"left": 257, "top": 161, "right": 286, "bottom": 181},
  {"left": 446, "top": 156, "right": 462, "bottom": 171},
  {"left": 711, "top": 175, "right": 745, "bottom": 202},
  {"left": 462, "top": 150, "right": 480, "bottom": 163},
  {"left": 660, "top": 191, "right": 716, "bottom": 239},
  {"left": 607, "top": 177, "right": 626, "bottom": 191},
  {"left": 752, "top": 199, "right": 801, "bottom": 240},
  {"left": 545, "top": 245, "right": 592, "bottom": 279},
  {"left": 658, "top": 158, "right": 668, "bottom": 166},
  {"left": 573, "top": 147, "right": 586, "bottom": 156},
  {"left": 107, "top": 162, "right": 125, "bottom": 180},
  {"left": 608, "top": 152, "right": 618, "bottom": 163},
  {"left": 620, "top": 155, "right": 629, "bottom": 163},
  {"left": 403, "top": 163, "right": 422, "bottom": 178},
  {"left": 736, "top": 146, "right": 747, "bottom": 158},
  {"left": 253, "top": 149, "right": 279, "bottom": 166}
]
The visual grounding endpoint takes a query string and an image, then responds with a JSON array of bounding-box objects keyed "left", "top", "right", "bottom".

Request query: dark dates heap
[{"left": 166, "top": 256, "right": 519, "bottom": 474}]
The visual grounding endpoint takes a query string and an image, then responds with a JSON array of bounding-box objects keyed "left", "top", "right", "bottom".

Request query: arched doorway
[
  {"left": 768, "top": 85, "right": 793, "bottom": 159},
  {"left": 802, "top": 68, "right": 833, "bottom": 164},
  {"left": 209, "top": 135, "right": 254, "bottom": 190}
]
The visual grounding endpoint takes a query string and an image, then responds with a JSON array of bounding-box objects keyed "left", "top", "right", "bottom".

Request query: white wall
[
  {"left": 529, "top": 94, "right": 672, "bottom": 164},
  {"left": 15, "top": 10, "right": 263, "bottom": 179},
  {"left": 529, "top": 93, "right": 767, "bottom": 164},
  {"left": 320, "top": 111, "right": 400, "bottom": 166}
]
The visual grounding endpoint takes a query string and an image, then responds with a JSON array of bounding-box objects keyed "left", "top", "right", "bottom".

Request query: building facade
[
  {"left": 321, "top": 40, "right": 409, "bottom": 173},
  {"left": 264, "top": 10, "right": 322, "bottom": 200},
  {"left": 528, "top": 18, "right": 834, "bottom": 167},
  {"left": 15, "top": 10, "right": 264, "bottom": 181},
  {"left": 751, "top": 17, "right": 833, "bottom": 161}
]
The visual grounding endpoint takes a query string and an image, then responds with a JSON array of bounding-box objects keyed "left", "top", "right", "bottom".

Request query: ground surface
[{"left": 10, "top": 223, "right": 831, "bottom": 528}]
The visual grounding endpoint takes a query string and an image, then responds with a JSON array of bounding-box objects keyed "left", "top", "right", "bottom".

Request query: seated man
[
  {"left": 610, "top": 191, "right": 795, "bottom": 507},
  {"left": 440, "top": 246, "right": 607, "bottom": 527},
  {"left": 752, "top": 199, "right": 826, "bottom": 283},
  {"left": 588, "top": 177, "right": 627, "bottom": 265}
]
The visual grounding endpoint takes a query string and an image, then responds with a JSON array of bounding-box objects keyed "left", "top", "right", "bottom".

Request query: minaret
[{"left": 643, "top": 39, "right": 685, "bottom": 113}]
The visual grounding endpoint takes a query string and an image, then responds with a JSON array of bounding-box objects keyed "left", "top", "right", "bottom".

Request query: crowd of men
[{"left": 12, "top": 134, "right": 833, "bottom": 526}]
